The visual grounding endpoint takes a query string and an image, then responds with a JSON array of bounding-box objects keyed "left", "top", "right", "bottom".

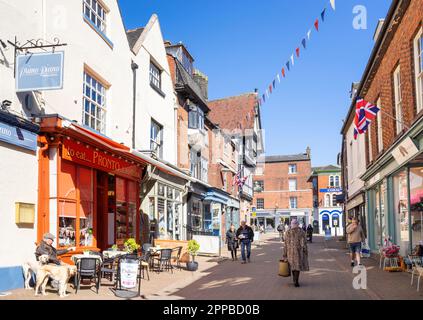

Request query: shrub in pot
[
  {"left": 187, "top": 240, "right": 200, "bottom": 271},
  {"left": 124, "top": 238, "right": 140, "bottom": 254}
]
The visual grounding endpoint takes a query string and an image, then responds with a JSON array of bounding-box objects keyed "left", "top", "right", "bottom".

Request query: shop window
[
  {"left": 204, "top": 203, "right": 212, "bottom": 231},
  {"left": 79, "top": 167, "right": 94, "bottom": 247},
  {"left": 332, "top": 214, "right": 340, "bottom": 228},
  {"left": 158, "top": 198, "right": 166, "bottom": 236},
  {"left": 167, "top": 201, "right": 174, "bottom": 238},
  {"left": 148, "top": 197, "right": 155, "bottom": 220},
  {"left": 127, "top": 180, "right": 137, "bottom": 240},
  {"left": 393, "top": 169, "right": 409, "bottom": 253},
  {"left": 191, "top": 200, "right": 202, "bottom": 230},
  {"left": 410, "top": 168, "right": 423, "bottom": 248},
  {"left": 58, "top": 201, "right": 77, "bottom": 247},
  {"left": 115, "top": 177, "right": 127, "bottom": 241}
]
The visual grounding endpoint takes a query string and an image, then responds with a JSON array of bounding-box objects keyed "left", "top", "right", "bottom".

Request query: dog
[
  {"left": 22, "top": 255, "right": 50, "bottom": 289},
  {"left": 35, "top": 264, "right": 77, "bottom": 298}
]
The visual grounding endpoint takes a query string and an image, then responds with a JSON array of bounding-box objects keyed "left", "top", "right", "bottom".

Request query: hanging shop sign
[
  {"left": 16, "top": 51, "right": 64, "bottom": 92},
  {"left": 391, "top": 137, "right": 419, "bottom": 167},
  {"left": 320, "top": 187, "right": 343, "bottom": 193},
  {"left": 62, "top": 139, "right": 141, "bottom": 179},
  {"left": 0, "top": 120, "right": 37, "bottom": 151}
]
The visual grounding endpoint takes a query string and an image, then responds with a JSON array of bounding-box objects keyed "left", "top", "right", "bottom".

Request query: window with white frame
[
  {"left": 393, "top": 66, "right": 403, "bottom": 134},
  {"left": 335, "top": 176, "right": 340, "bottom": 187},
  {"left": 329, "top": 176, "right": 335, "bottom": 187},
  {"left": 150, "top": 120, "right": 163, "bottom": 158},
  {"left": 332, "top": 194, "right": 337, "bottom": 207},
  {"left": 288, "top": 164, "right": 297, "bottom": 174},
  {"left": 377, "top": 98, "right": 383, "bottom": 153},
  {"left": 325, "top": 194, "right": 331, "bottom": 207},
  {"left": 257, "top": 198, "right": 264, "bottom": 210},
  {"left": 83, "top": 71, "right": 107, "bottom": 133},
  {"left": 414, "top": 28, "right": 423, "bottom": 113},
  {"left": 290, "top": 197, "right": 298, "bottom": 209},
  {"left": 190, "top": 148, "right": 201, "bottom": 180},
  {"left": 83, "top": 0, "right": 107, "bottom": 34},
  {"left": 201, "top": 157, "right": 208, "bottom": 183},
  {"left": 288, "top": 179, "right": 297, "bottom": 191},
  {"left": 188, "top": 106, "right": 205, "bottom": 130},
  {"left": 150, "top": 62, "right": 162, "bottom": 90}
]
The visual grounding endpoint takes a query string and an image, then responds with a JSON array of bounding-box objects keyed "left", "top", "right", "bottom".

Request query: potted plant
[
  {"left": 124, "top": 238, "right": 140, "bottom": 254},
  {"left": 111, "top": 244, "right": 118, "bottom": 252},
  {"left": 186, "top": 240, "right": 200, "bottom": 271}
]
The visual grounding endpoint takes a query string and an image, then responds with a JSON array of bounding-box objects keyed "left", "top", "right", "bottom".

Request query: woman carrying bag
[
  {"left": 282, "top": 219, "right": 309, "bottom": 287},
  {"left": 226, "top": 225, "right": 239, "bottom": 261}
]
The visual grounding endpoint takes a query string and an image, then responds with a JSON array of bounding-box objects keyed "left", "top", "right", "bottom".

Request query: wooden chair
[{"left": 409, "top": 255, "right": 423, "bottom": 291}]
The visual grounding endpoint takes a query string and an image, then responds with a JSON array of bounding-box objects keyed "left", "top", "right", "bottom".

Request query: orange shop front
[{"left": 37, "top": 118, "right": 146, "bottom": 263}]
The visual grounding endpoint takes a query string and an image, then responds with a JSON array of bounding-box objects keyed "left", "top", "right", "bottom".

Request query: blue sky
[{"left": 119, "top": 0, "right": 391, "bottom": 167}]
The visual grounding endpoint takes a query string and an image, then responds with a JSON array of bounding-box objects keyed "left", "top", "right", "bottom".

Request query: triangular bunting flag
[
  {"left": 286, "top": 62, "right": 290, "bottom": 71},
  {"left": 266, "top": 89, "right": 269, "bottom": 98},
  {"left": 291, "top": 54, "right": 295, "bottom": 66},
  {"left": 272, "top": 80, "right": 276, "bottom": 89},
  {"left": 262, "top": 94, "right": 266, "bottom": 102},
  {"left": 321, "top": 8, "right": 326, "bottom": 22},
  {"left": 307, "top": 29, "right": 312, "bottom": 40},
  {"left": 282, "top": 68, "right": 286, "bottom": 77},
  {"left": 276, "top": 74, "right": 281, "bottom": 83},
  {"left": 296, "top": 47, "right": 300, "bottom": 58},
  {"left": 314, "top": 19, "right": 319, "bottom": 31},
  {"left": 330, "top": 0, "right": 335, "bottom": 11},
  {"left": 269, "top": 85, "right": 272, "bottom": 94},
  {"left": 302, "top": 38, "right": 307, "bottom": 49}
]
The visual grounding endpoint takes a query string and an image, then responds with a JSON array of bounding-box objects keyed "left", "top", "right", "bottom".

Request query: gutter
[{"left": 131, "top": 61, "right": 139, "bottom": 149}]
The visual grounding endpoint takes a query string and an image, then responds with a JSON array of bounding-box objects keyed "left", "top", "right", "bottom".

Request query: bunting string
[{"left": 257, "top": 0, "right": 336, "bottom": 107}]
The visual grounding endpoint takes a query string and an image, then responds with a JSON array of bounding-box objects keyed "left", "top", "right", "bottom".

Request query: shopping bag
[
  {"left": 361, "top": 242, "right": 370, "bottom": 258},
  {"left": 278, "top": 260, "right": 291, "bottom": 277}
]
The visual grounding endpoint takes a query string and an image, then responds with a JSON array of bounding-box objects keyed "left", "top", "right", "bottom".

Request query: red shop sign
[{"left": 62, "top": 139, "right": 142, "bottom": 180}]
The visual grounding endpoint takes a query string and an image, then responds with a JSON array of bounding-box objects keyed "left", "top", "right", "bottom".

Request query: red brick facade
[
  {"left": 253, "top": 159, "right": 313, "bottom": 210},
  {"left": 364, "top": 0, "right": 423, "bottom": 164}
]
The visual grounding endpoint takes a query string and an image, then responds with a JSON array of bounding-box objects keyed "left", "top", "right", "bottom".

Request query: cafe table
[
  {"left": 71, "top": 253, "right": 103, "bottom": 265},
  {"left": 103, "top": 250, "right": 128, "bottom": 259}
]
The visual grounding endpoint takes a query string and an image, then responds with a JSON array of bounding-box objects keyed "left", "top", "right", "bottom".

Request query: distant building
[
  {"left": 308, "top": 165, "right": 344, "bottom": 236},
  {"left": 253, "top": 150, "right": 313, "bottom": 231}
]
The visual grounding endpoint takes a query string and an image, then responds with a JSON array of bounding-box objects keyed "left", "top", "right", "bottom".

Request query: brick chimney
[
  {"left": 193, "top": 69, "right": 208, "bottom": 100},
  {"left": 306, "top": 146, "right": 311, "bottom": 159}
]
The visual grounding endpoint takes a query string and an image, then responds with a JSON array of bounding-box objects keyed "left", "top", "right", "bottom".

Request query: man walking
[
  {"left": 346, "top": 217, "right": 366, "bottom": 267},
  {"left": 236, "top": 221, "right": 254, "bottom": 264},
  {"left": 277, "top": 223, "right": 285, "bottom": 242}
]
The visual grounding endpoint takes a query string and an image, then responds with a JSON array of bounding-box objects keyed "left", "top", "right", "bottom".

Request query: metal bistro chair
[
  {"left": 171, "top": 246, "right": 183, "bottom": 271},
  {"left": 139, "top": 251, "right": 151, "bottom": 281},
  {"left": 74, "top": 257, "right": 101, "bottom": 294},
  {"left": 101, "top": 256, "right": 121, "bottom": 283},
  {"left": 152, "top": 248, "right": 173, "bottom": 274},
  {"left": 409, "top": 255, "right": 423, "bottom": 292}
]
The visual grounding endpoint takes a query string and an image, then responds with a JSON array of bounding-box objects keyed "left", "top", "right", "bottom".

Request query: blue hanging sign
[
  {"left": 320, "top": 187, "right": 343, "bottom": 193},
  {"left": 16, "top": 51, "right": 64, "bottom": 92},
  {"left": 0, "top": 120, "right": 37, "bottom": 151}
]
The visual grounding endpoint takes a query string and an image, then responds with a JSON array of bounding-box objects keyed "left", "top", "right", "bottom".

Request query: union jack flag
[
  {"left": 354, "top": 98, "right": 380, "bottom": 140},
  {"left": 233, "top": 170, "right": 248, "bottom": 188}
]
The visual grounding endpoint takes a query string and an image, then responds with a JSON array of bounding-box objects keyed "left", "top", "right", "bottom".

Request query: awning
[{"left": 204, "top": 190, "right": 229, "bottom": 205}]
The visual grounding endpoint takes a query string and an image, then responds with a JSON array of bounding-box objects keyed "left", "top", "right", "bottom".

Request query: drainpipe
[{"left": 131, "top": 61, "right": 139, "bottom": 149}]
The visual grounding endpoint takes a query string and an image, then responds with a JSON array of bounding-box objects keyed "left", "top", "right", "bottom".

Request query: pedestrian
[
  {"left": 282, "top": 219, "right": 309, "bottom": 287},
  {"left": 306, "top": 224, "right": 314, "bottom": 243},
  {"left": 226, "top": 225, "right": 239, "bottom": 261},
  {"left": 302, "top": 223, "right": 307, "bottom": 232},
  {"left": 277, "top": 223, "right": 285, "bottom": 242},
  {"left": 236, "top": 221, "right": 255, "bottom": 264},
  {"left": 346, "top": 217, "right": 366, "bottom": 267}
]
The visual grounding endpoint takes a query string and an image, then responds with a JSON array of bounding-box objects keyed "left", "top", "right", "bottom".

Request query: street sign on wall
[
  {"left": 0, "top": 120, "right": 37, "bottom": 151},
  {"left": 16, "top": 51, "right": 64, "bottom": 92},
  {"left": 320, "top": 187, "right": 343, "bottom": 193}
]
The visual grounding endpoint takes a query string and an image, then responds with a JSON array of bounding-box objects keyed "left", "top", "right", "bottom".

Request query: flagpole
[{"left": 379, "top": 107, "right": 410, "bottom": 130}]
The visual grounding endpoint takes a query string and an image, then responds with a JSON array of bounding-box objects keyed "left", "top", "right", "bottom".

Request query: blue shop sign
[
  {"left": 320, "top": 187, "right": 343, "bottom": 193},
  {"left": 16, "top": 51, "right": 64, "bottom": 92},
  {"left": 0, "top": 120, "right": 37, "bottom": 151}
]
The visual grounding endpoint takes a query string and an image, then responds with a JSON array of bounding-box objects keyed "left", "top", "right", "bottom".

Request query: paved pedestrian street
[{"left": 2, "top": 233, "right": 422, "bottom": 300}]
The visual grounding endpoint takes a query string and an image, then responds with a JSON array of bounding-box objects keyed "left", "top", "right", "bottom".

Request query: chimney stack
[
  {"left": 193, "top": 69, "right": 208, "bottom": 100},
  {"left": 306, "top": 147, "right": 311, "bottom": 159}
]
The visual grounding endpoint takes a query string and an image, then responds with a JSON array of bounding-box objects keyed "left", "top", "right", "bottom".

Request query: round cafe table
[{"left": 103, "top": 250, "right": 128, "bottom": 259}]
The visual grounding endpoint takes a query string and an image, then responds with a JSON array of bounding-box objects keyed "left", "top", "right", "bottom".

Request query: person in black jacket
[
  {"left": 226, "top": 225, "right": 239, "bottom": 261},
  {"left": 236, "top": 221, "right": 254, "bottom": 264},
  {"left": 35, "top": 233, "right": 75, "bottom": 265}
]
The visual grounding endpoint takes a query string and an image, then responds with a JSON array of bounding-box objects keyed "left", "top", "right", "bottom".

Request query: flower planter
[{"left": 186, "top": 261, "right": 199, "bottom": 271}]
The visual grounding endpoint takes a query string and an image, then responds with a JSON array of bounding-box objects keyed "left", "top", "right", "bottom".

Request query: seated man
[
  {"left": 35, "top": 233, "right": 76, "bottom": 289},
  {"left": 35, "top": 233, "right": 76, "bottom": 265}
]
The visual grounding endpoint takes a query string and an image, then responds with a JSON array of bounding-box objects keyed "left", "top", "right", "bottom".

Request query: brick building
[
  {"left": 341, "top": 0, "right": 423, "bottom": 255},
  {"left": 252, "top": 150, "right": 313, "bottom": 231}
]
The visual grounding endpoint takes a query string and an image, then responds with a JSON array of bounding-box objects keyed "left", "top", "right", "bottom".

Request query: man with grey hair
[
  {"left": 236, "top": 221, "right": 254, "bottom": 264},
  {"left": 35, "top": 233, "right": 76, "bottom": 265}
]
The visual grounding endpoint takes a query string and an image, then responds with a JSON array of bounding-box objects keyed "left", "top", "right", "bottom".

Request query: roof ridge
[{"left": 209, "top": 92, "right": 257, "bottom": 103}]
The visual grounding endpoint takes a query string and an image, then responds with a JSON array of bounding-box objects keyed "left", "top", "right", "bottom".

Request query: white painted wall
[
  {"left": 346, "top": 121, "right": 366, "bottom": 198},
  {"left": 0, "top": 143, "right": 38, "bottom": 266},
  {"left": 132, "top": 15, "right": 177, "bottom": 165}
]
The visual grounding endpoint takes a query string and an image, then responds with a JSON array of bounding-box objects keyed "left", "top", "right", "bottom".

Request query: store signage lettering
[
  {"left": 0, "top": 120, "right": 37, "bottom": 151},
  {"left": 62, "top": 139, "right": 141, "bottom": 179},
  {"left": 16, "top": 51, "right": 64, "bottom": 92},
  {"left": 320, "top": 188, "right": 343, "bottom": 193}
]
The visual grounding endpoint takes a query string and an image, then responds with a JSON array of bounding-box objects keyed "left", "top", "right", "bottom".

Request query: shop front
[
  {"left": 38, "top": 116, "right": 146, "bottom": 263},
  {"left": 363, "top": 125, "right": 423, "bottom": 256},
  {"left": 186, "top": 181, "right": 209, "bottom": 239},
  {"left": 225, "top": 196, "right": 240, "bottom": 233},
  {"left": 141, "top": 168, "right": 188, "bottom": 242},
  {"left": 346, "top": 192, "right": 367, "bottom": 238}
]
